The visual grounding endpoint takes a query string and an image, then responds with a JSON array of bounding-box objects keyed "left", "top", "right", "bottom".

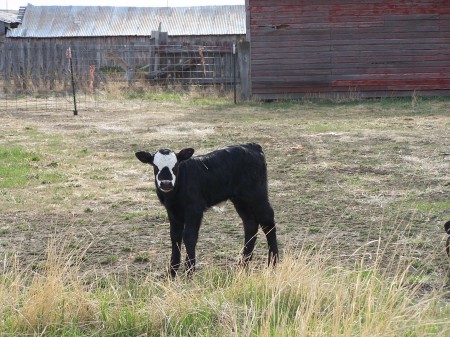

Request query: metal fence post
[{"left": 66, "top": 47, "right": 78, "bottom": 115}]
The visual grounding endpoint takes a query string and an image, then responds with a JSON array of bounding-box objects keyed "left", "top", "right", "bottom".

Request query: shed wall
[
  {"left": 0, "top": 35, "right": 241, "bottom": 93},
  {"left": 2, "top": 35, "right": 242, "bottom": 70},
  {"left": 247, "top": 0, "right": 450, "bottom": 99},
  {"left": 0, "top": 22, "right": 7, "bottom": 36}
]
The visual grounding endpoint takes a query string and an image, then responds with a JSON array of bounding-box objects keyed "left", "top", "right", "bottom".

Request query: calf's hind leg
[
  {"left": 254, "top": 200, "right": 279, "bottom": 266},
  {"left": 183, "top": 211, "right": 203, "bottom": 276},
  {"left": 232, "top": 199, "right": 259, "bottom": 266}
]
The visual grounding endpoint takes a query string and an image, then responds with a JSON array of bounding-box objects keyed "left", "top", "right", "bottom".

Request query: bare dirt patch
[{"left": 1, "top": 97, "right": 449, "bottom": 281}]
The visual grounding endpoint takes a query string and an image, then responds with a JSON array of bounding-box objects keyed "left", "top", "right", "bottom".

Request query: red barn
[{"left": 245, "top": 0, "right": 450, "bottom": 99}]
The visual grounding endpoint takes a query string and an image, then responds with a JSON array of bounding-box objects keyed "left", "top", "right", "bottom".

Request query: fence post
[
  {"left": 126, "top": 42, "right": 135, "bottom": 87},
  {"left": 151, "top": 30, "right": 161, "bottom": 74},
  {"left": 233, "top": 43, "right": 237, "bottom": 104},
  {"left": 238, "top": 40, "right": 250, "bottom": 100},
  {"left": 66, "top": 47, "right": 78, "bottom": 115}
]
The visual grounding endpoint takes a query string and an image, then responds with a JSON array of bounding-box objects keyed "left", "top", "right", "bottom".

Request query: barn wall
[{"left": 247, "top": 0, "right": 450, "bottom": 99}]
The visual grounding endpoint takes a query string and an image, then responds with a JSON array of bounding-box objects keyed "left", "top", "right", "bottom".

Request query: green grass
[
  {"left": 133, "top": 254, "right": 150, "bottom": 263},
  {"left": 411, "top": 199, "right": 450, "bottom": 214},
  {"left": 0, "top": 146, "right": 36, "bottom": 188},
  {"left": 0, "top": 145, "right": 66, "bottom": 189},
  {"left": 121, "top": 211, "right": 147, "bottom": 221}
]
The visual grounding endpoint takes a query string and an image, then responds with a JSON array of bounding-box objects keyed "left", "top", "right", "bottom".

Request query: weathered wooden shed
[
  {"left": 0, "top": 10, "right": 20, "bottom": 37},
  {"left": 245, "top": 0, "right": 450, "bottom": 99},
  {"left": 7, "top": 4, "right": 245, "bottom": 45},
  {"left": 2, "top": 4, "right": 245, "bottom": 92}
]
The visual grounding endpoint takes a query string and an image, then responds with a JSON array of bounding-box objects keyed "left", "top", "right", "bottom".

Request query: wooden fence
[{"left": 0, "top": 37, "right": 240, "bottom": 94}]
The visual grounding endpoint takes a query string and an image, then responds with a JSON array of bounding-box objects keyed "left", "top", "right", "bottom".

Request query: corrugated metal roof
[
  {"left": 0, "top": 10, "right": 19, "bottom": 24},
  {"left": 7, "top": 4, "right": 245, "bottom": 38}
]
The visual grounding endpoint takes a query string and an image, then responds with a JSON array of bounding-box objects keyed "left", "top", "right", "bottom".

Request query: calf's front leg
[
  {"left": 183, "top": 210, "right": 203, "bottom": 276},
  {"left": 169, "top": 215, "right": 183, "bottom": 278}
]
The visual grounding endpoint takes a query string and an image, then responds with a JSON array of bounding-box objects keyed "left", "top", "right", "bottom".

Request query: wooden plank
[
  {"left": 0, "top": 42, "right": 6, "bottom": 90},
  {"left": 42, "top": 41, "right": 49, "bottom": 88},
  {"left": 250, "top": 90, "right": 450, "bottom": 100},
  {"left": 252, "top": 60, "right": 450, "bottom": 73},
  {"left": 250, "top": 3, "right": 331, "bottom": 16},
  {"left": 331, "top": 65, "right": 450, "bottom": 75},
  {"left": 251, "top": 81, "right": 450, "bottom": 93},
  {"left": 31, "top": 40, "right": 40, "bottom": 88},
  {"left": 250, "top": 12, "right": 330, "bottom": 24},
  {"left": 251, "top": 27, "right": 450, "bottom": 40},
  {"left": 251, "top": 75, "right": 331, "bottom": 86},
  {"left": 330, "top": 37, "right": 450, "bottom": 46},
  {"left": 2, "top": 42, "right": 11, "bottom": 89},
  {"left": 251, "top": 38, "right": 450, "bottom": 51},
  {"left": 250, "top": 69, "right": 330, "bottom": 79},
  {"left": 329, "top": 43, "right": 450, "bottom": 52},
  {"left": 126, "top": 42, "right": 135, "bottom": 85},
  {"left": 332, "top": 78, "right": 450, "bottom": 86},
  {"left": 22, "top": 41, "right": 30, "bottom": 90},
  {"left": 332, "top": 48, "right": 450, "bottom": 58},
  {"left": 252, "top": 55, "right": 332, "bottom": 65},
  {"left": 251, "top": 28, "right": 330, "bottom": 39},
  {"left": 330, "top": 3, "right": 450, "bottom": 17},
  {"left": 56, "top": 43, "right": 64, "bottom": 84},
  {"left": 238, "top": 40, "right": 250, "bottom": 99},
  {"left": 252, "top": 54, "right": 317, "bottom": 63},
  {"left": 11, "top": 42, "right": 20, "bottom": 89},
  {"left": 48, "top": 41, "right": 56, "bottom": 89},
  {"left": 251, "top": 46, "right": 332, "bottom": 55},
  {"left": 332, "top": 72, "right": 450, "bottom": 80}
]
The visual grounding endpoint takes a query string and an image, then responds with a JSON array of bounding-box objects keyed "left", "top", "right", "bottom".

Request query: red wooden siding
[{"left": 246, "top": 0, "right": 450, "bottom": 99}]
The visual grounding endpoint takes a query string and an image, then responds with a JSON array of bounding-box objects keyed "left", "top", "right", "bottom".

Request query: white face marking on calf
[{"left": 153, "top": 151, "right": 178, "bottom": 191}]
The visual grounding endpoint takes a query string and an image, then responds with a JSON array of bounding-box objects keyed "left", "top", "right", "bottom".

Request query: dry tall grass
[
  {"left": 1, "top": 95, "right": 449, "bottom": 336},
  {"left": 0, "top": 241, "right": 96, "bottom": 334},
  {"left": 1, "top": 237, "right": 448, "bottom": 336}
]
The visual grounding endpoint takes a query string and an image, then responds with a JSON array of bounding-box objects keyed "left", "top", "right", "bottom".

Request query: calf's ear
[
  {"left": 177, "top": 148, "right": 195, "bottom": 161},
  {"left": 135, "top": 151, "right": 154, "bottom": 164}
]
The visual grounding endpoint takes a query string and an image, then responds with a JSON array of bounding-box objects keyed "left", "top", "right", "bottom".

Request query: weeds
[
  {"left": 0, "top": 238, "right": 449, "bottom": 336},
  {"left": 0, "top": 146, "right": 35, "bottom": 188},
  {"left": 1, "top": 95, "right": 449, "bottom": 335}
]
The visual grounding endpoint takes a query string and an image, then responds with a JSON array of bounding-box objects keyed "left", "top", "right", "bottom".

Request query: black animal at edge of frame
[
  {"left": 445, "top": 220, "right": 450, "bottom": 258},
  {"left": 135, "top": 143, "right": 279, "bottom": 277}
]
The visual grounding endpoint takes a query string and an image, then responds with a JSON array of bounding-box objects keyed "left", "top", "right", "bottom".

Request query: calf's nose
[{"left": 159, "top": 181, "right": 174, "bottom": 192}]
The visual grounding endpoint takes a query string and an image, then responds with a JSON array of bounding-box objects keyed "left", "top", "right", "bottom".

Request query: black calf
[
  {"left": 445, "top": 220, "right": 450, "bottom": 258},
  {"left": 135, "top": 143, "right": 279, "bottom": 277}
]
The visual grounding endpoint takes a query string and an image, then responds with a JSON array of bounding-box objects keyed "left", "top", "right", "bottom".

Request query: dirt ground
[{"left": 0, "top": 96, "right": 449, "bottom": 282}]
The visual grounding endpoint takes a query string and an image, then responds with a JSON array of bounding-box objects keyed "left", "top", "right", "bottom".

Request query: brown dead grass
[{"left": 0, "top": 96, "right": 449, "bottom": 283}]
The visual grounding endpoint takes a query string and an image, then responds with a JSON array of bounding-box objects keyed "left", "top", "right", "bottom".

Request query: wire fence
[{"left": 0, "top": 40, "right": 240, "bottom": 112}]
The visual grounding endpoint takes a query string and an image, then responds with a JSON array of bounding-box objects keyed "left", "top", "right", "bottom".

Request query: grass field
[{"left": 0, "top": 94, "right": 449, "bottom": 335}]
